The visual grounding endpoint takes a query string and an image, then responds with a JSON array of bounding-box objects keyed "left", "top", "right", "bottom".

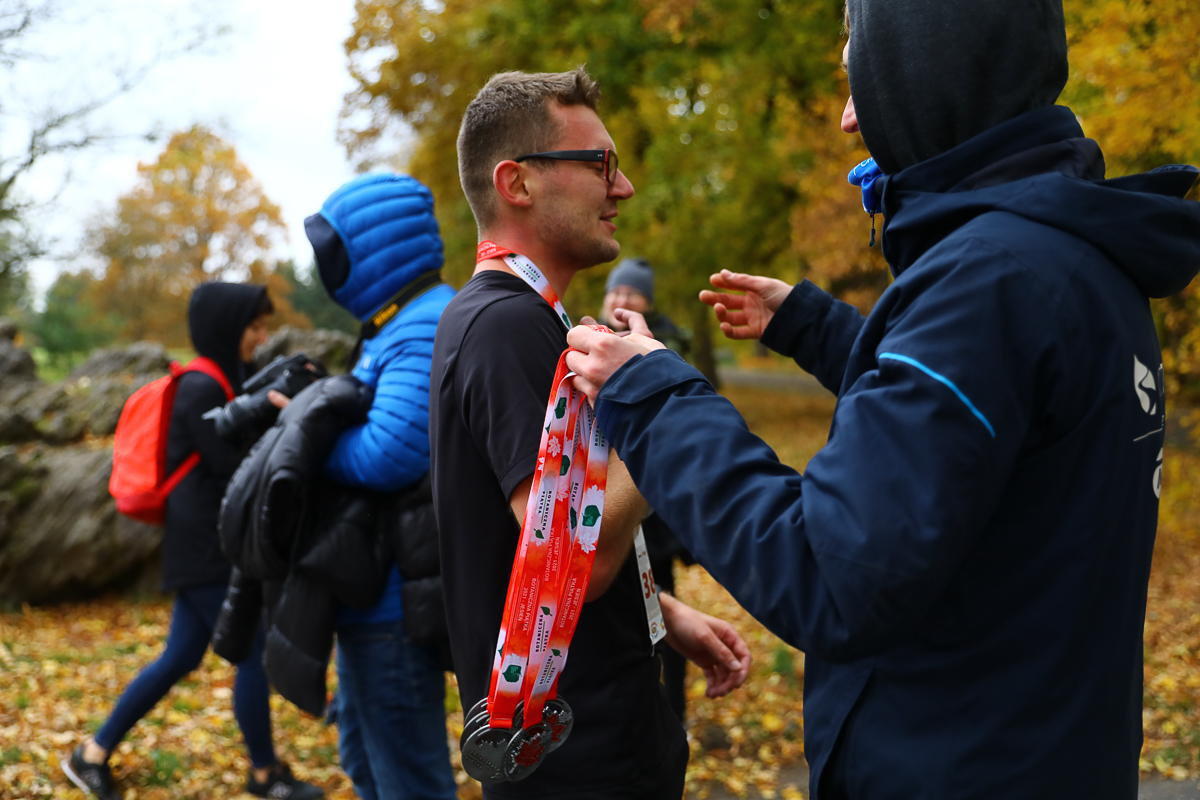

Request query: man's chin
[
  {"left": 595, "top": 238, "right": 621, "bottom": 265},
  {"left": 573, "top": 239, "right": 621, "bottom": 270}
]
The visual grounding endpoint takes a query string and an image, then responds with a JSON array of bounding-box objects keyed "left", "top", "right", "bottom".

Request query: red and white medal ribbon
[
  {"left": 486, "top": 341, "right": 610, "bottom": 727},
  {"left": 476, "top": 242, "right": 665, "bottom": 739}
]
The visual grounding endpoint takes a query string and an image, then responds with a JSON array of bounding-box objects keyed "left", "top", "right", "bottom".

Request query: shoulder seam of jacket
[{"left": 878, "top": 353, "right": 996, "bottom": 438}]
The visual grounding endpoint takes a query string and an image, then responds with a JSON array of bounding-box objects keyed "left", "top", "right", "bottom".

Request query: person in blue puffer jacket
[{"left": 303, "top": 173, "right": 457, "bottom": 800}]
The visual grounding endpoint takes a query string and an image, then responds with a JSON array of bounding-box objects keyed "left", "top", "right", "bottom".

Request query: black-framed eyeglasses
[{"left": 514, "top": 149, "right": 619, "bottom": 185}]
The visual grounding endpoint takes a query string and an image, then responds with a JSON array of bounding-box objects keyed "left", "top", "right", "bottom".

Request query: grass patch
[{"left": 146, "top": 748, "right": 185, "bottom": 787}]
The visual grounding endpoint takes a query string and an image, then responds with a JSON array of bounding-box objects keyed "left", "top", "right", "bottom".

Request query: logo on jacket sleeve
[
  {"left": 1133, "top": 355, "right": 1166, "bottom": 498},
  {"left": 1134, "top": 355, "right": 1158, "bottom": 414}
]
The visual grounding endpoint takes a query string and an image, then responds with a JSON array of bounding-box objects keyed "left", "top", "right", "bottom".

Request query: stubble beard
[{"left": 540, "top": 199, "right": 620, "bottom": 270}]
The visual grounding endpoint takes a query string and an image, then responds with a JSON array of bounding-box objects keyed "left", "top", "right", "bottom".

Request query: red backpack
[{"left": 109, "top": 357, "right": 234, "bottom": 524}]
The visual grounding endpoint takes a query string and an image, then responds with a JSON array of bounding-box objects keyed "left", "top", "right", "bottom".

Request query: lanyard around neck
[{"left": 477, "top": 241, "right": 572, "bottom": 331}]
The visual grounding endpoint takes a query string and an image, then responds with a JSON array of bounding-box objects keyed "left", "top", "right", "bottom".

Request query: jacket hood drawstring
[{"left": 848, "top": 157, "right": 885, "bottom": 247}]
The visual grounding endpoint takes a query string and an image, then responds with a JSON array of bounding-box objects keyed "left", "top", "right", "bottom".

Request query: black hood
[
  {"left": 188, "top": 282, "right": 267, "bottom": 394},
  {"left": 878, "top": 105, "right": 1200, "bottom": 299},
  {"left": 847, "top": 0, "right": 1068, "bottom": 175}
]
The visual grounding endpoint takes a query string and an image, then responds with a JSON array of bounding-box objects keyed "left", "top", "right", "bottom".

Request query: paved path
[{"left": 716, "top": 366, "right": 826, "bottom": 395}]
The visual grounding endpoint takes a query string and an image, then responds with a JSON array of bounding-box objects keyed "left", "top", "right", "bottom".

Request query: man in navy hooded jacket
[
  {"left": 564, "top": 1, "right": 1200, "bottom": 798},
  {"left": 304, "top": 173, "right": 458, "bottom": 800}
]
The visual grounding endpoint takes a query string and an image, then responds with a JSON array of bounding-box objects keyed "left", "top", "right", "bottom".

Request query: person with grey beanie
[{"left": 599, "top": 258, "right": 689, "bottom": 355}]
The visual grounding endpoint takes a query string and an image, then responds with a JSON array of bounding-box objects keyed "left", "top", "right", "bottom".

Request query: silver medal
[
  {"left": 460, "top": 726, "right": 512, "bottom": 784},
  {"left": 502, "top": 721, "right": 552, "bottom": 781},
  {"left": 542, "top": 697, "right": 574, "bottom": 753}
]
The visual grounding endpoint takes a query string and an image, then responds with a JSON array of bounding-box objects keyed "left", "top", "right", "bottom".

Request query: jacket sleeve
[
  {"left": 324, "top": 329, "right": 435, "bottom": 493},
  {"left": 595, "top": 239, "right": 1060, "bottom": 661},
  {"left": 760, "top": 280, "right": 867, "bottom": 394}
]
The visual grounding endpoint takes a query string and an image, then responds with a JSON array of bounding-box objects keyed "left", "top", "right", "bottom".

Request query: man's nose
[
  {"left": 841, "top": 95, "right": 859, "bottom": 134},
  {"left": 610, "top": 169, "right": 635, "bottom": 199}
]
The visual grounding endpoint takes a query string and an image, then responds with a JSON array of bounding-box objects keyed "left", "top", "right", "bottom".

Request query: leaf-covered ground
[{"left": 2, "top": 386, "right": 1199, "bottom": 798}]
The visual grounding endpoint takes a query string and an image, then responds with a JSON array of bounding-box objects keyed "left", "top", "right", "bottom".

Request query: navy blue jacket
[{"left": 595, "top": 106, "right": 1200, "bottom": 798}]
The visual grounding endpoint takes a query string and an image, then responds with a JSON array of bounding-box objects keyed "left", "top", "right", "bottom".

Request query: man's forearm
[{"left": 585, "top": 452, "right": 647, "bottom": 601}]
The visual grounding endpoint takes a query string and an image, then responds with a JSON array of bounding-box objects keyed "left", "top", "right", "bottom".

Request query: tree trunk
[{"left": 692, "top": 304, "right": 721, "bottom": 390}]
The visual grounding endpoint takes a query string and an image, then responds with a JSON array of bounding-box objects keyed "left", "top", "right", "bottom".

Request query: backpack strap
[
  {"left": 159, "top": 356, "right": 236, "bottom": 499},
  {"left": 177, "top": 356, "right": 235, "bottom": 401}
]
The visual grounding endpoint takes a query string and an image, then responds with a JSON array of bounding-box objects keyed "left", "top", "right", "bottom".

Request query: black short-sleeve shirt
[{"left": 430, "top": 271, "right": 685, "bottom": 797}]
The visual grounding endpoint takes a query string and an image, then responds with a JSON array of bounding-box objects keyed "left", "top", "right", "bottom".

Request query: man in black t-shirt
[{"left": 430, "top": 68, "right": 750, "bottom": 799}]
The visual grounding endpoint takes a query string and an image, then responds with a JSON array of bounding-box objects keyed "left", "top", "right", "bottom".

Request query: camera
[{"left": 203, "top": 353, "right": 326, "bottom": 442}]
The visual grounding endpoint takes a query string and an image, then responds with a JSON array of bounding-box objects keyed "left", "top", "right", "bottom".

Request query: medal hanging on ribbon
[
  {"left": 462, "top": 347, "right": 607, "bottom": 783},
  {"left": 461, "top": 244, "right": 656, "bottom": 784}
]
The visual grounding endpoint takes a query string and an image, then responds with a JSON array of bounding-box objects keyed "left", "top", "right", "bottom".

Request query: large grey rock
[
  {"left": 0, "top": 325, "right": 42, "bottom": 444},
  {"left": 0, "top": 329, "right": 348, "bottom": 602},
  {"left": 69, "top": 341, "right": 171, "bottom": 380},
  {"left": 1, "top": 342, "right": 171, "bottom": 445},
  {"left": 253, "top": 326, "right": 356, "bottom": 375},
  {"left": 0, "top": 335, "right": 36, "bottom": 384},
  {"left": 0, "top": 443, "right": 160, "bottom": 603}
]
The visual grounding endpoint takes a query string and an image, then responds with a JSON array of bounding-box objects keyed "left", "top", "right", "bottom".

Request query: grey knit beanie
[{"left": 605, "top": 258, "right": 655, "bottom": 304}]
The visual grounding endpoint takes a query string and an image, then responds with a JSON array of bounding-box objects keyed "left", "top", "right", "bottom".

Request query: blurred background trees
[
  {"left": 85, "top": 125, "right": 306, "bottom": 347},
  {"left": 337, "top": 0, "right": 1200, "bottom": 389},
  {"left": 8, "top": 0, "right": 1199, "bottom": 392},
  {"left": 20, "top": 126, "right": 324, "bottom": 365},
  {"left": 1059, "top": 0, "right": 1200, "bottom": 399},
  {"left": 0, "top": 0, "right": 225, "bottom": 321}
]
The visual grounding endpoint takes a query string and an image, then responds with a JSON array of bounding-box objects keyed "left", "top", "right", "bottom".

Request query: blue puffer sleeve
[
  {"left": 595, "top": 237, "right": 1061, "bottom": 661},
  {"left": 760, "top": 280, "right": 867, "bottom": 395},
  {"left": 324, "top": 289, "right": 449, "bottom": 492}
]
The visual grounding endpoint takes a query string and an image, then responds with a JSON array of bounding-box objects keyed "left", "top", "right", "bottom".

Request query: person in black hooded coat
[
  {"left": 65, "top": 283, "right": 323, "bottom": 800},
  {"left": 563, "top": 2, "right": 1200, "bottom": 798}
]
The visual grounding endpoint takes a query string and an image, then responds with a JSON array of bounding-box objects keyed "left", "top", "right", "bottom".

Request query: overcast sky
[{"left": 7, "top": 0, "right": 371, "bottom": 302}]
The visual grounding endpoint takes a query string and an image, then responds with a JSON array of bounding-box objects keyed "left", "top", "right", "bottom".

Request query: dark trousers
[
  {"left": 94, "top": 583, "right": 275, "bottom": 768},
  {"left": 480, "top": 729, "right": 689, "bottom": 800}
]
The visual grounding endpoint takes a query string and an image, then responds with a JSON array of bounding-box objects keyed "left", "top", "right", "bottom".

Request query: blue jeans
[
  {"left": 95, "top": 584, "right": 275, "bottom": 769},
  {"left": 336, "top": 621, "right": 456, "bottom": 800}
]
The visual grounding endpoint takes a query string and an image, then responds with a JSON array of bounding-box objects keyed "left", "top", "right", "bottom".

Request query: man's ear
[{"left": 493, "top": 160, "right": 534, "bottom": 210}]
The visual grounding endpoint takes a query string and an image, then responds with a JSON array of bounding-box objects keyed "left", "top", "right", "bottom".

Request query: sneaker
[
  {"left": 246, "top": 763, "right": 325, "bottom": 800},
  {"left": 62, "top": 745, "right": 120, "bottom": 800}
]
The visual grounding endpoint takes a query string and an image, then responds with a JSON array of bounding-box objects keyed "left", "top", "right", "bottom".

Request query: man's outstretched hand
[
  {"left": 660, "top": 592, "right": 751, "bottom": 698},
  {"left": 565, "top": 309, "right": 666, "bottom": 402},
  {"left": 698, "top": 270, "right": 793, "bottom": 341}
]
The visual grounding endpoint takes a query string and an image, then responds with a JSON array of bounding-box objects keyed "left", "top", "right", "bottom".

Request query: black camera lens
[
  {"left": 203, "top": 353, "right": 325, "bottom": 443},
  {"left": 207, "top": 390, "right": 282, "bottom": 441}
]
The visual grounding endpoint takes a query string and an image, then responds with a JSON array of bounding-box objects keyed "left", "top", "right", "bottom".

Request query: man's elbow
[{"left": 584, "top": 555, "right": 622, "bottom": 602}]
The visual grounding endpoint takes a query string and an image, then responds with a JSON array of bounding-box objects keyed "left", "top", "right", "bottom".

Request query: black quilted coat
[{"left": 212, "top": 375, "right": 448, "bottom": 716}]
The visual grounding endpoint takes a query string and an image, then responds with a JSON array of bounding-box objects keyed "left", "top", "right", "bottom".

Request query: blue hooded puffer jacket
[
  {"left": 311, "top": 173, "right": 455, "bottom": 493},
  {"left": 594, "top": 105, "right": 1200, "bottom": 799}
]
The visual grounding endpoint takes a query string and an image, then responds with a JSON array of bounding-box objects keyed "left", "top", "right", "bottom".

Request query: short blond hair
[{"left": 457, "top": 68, "right": 601, "bottom": 229}]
